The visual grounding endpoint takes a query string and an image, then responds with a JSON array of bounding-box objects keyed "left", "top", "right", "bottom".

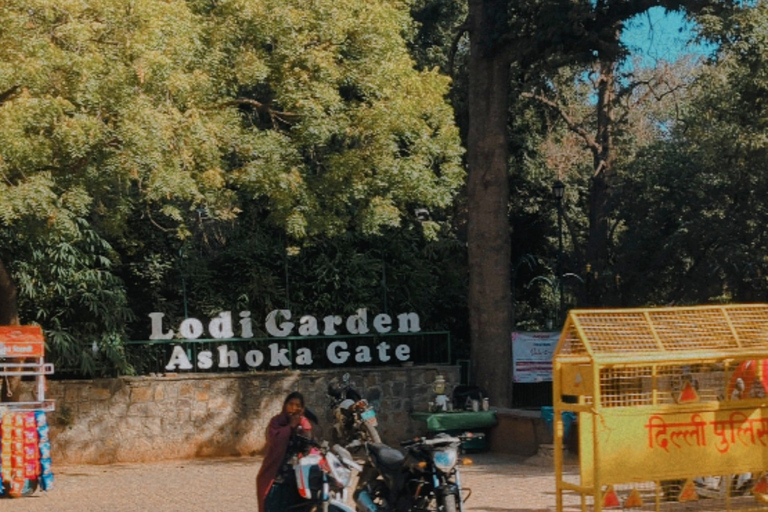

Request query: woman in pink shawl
[{"left": 256, "top": 391, "right": 313, "bottom": 512}]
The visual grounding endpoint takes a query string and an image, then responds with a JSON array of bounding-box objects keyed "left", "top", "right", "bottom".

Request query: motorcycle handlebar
[
  {"left": 294, "top": 434, "right": 324, "bottom": 451},
  {"left": 327, "top": 383, "right": 343, "bottom": 398},
  {"left": 326, "top": 382, "right": 362, "bottom": 402},
  {"left": 400, "top": 432, "right": 483, "bottom": 448}
]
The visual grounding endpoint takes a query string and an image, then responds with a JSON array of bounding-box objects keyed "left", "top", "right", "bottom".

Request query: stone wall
[{"left": 16, "top": 366, "right": 458, "bottom": 465}]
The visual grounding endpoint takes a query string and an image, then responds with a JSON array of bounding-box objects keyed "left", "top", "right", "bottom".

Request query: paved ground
[{"left": 1, "top": 452, "right": 575, "bottom": 512}]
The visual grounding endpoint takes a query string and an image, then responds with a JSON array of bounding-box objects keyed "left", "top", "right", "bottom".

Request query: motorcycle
[
  {"left": 327, "top": 373, "right": 382, "bottom": 448},
  {"left": 288, "top": 434, "right": 363, "bottom": 512},
  {"left": 354, "top": 432, "right": 478, "bottom": 512}
]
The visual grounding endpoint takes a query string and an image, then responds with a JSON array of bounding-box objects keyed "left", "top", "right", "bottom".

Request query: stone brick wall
[{"left": 17, "top": 365, "right": 459, "bottom": 464}]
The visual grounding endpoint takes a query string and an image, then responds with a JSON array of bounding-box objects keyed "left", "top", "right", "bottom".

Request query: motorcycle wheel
[
  {"left": 354, "top": 481, "right": 391, "bottom": 511},
  {"left": 363, "top": 422, "right": 382, "bottom": 444},
  {"left": 439, "top": 495, "right": 459, "bottom": 512}
]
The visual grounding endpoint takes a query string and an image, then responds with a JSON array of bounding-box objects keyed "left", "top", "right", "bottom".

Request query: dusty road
[{"left": 2, "top": 452, "right": 572, "bottom": 512}]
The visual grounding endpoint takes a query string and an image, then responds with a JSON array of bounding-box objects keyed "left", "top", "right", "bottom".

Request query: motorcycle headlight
[{"left": 432, "top": 449, "right": 457, "bottom": 473}]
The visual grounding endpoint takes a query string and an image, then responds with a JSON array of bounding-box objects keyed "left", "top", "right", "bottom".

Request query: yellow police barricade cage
[{"left": 553, "top": 304, "right": 768, "bottom": 512}]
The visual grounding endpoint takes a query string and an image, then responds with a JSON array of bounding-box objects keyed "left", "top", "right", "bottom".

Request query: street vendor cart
[{"left": 0, "top": 325, "right": 54, "bottom": 497}]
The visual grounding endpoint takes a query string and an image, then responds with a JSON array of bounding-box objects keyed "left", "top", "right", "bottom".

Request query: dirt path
[{"left": 2, "top": 452, "right": 570, "bottom": 511}]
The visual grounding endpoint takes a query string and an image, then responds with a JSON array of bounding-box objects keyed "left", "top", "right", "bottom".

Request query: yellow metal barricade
[{"left": 553, "top": 304, "right": 768, "bottom": 512}]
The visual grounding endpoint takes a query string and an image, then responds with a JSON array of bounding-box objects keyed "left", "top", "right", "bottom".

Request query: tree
[{"left": 526, "top": 57, "right": 700, "bottom": 306}]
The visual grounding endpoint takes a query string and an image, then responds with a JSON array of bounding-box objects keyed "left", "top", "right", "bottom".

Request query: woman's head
[{"left": 283, "top": 391, "right": 305, "bottom": 415}]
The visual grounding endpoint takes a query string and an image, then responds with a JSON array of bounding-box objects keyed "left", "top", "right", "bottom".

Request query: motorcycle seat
[{"left": 368, "top": 443, "right": 405, "bottom": 470}]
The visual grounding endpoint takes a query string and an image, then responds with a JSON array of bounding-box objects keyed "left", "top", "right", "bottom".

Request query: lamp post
[{"left": 552, "top": 180, "right": 565, "bottom": 326}]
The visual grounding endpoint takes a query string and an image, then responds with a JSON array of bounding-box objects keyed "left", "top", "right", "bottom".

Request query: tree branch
[
  {"left": 523, "top": 92, "right": 602, "bottom": 156},
  {"left": 448, "top": 19, "right": 470, "bottom": 79},
  {"left": 0, "top": 85, "right": 21, "bottom": 106},
  {"left": 224, "top": 98, "right": 301, "bottom": 130}
]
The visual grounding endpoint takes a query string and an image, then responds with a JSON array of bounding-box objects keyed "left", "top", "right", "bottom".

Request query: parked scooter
[
  {"left": 289, "top": 434, "right": 363, "bottom": 512},
  {"left": 354, "top": 432, "right": 478, "bottom": 512},
  {"left": 327, "top": 373, "right": 382, "bottom": 449}
]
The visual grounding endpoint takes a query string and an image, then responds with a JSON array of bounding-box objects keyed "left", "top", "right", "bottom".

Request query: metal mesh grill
[
  {"left": 599, "top": 366, "right": 653, "bottom": 407},
  {"left": 567, "top": 305, "right": 768, "bottom": 357},
  {"left": 558, "top": 323, "right": 588, "bottom": 355},
  {"left": 578, "top": 312, "right": 658, "bottom": 353},
  {"left": 650, "top": 308, "right": 739, "bottom": 351},
  {"left": 729, "top": 307, "right": 768, "bottom": 349},
  {"left": 655, "top": 363, "right": 730, "bottom": 404},
  {"left": 596, "top": 362, "right": 758, "bottom": 407}
]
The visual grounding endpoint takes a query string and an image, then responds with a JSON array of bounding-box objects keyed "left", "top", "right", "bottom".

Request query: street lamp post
[{"left": 552, "top": 180, "right": 565, "bottom": 325}]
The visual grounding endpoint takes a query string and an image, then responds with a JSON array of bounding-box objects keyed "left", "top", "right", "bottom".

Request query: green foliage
[
  {"left": 406, "top": 0, "right": 468, "bottom": 71},
  {"left": 616, "top": 1, "right": 768, "bottom": 305},
  {"left": 203, "top": 0, "right": 465, "bottom": 239},
  {"left": 0, "top": 0, "right": 465, "bottom": 376},
  {"left": 8, "top": 218, "right": 134, "bottom": 376}
]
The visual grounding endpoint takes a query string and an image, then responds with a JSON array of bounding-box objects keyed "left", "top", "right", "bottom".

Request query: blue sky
[{"left": 621, "top": 7, "right": 716, "bottom": 65}]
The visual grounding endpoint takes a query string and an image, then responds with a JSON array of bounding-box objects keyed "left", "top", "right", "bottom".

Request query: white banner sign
[{"left": 512, "top": 331, "right": 560, "bottom": 383}]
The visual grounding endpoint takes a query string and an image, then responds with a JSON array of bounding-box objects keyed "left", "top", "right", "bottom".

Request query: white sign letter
[
  {"left": 396, "top": 312, "right": 421, "bottom": 333},
  {"left": 209, "top": 311, "right": 235, "bottom": 339},
  {"left": 373, "top": 314, "right": 392, "bottom": 334},
  {"left": 395, "top": 344, "right": 411, "bottom": 361},
  {"left": 149, "top": 312, "right": 174, "bottom": 340},
  {"left": 180, "top": 318, "right": 204, "bottom": 339},
  {"left": 355, "top": 345, "right": 372, "bottom": 363},
  {"left": 266, "top": 310, "right": 294, "bottom": 337},
  {"left": 239, "top": 311, "right": 254, "bottom": 338},
  {"left": 245, "top": 350, "right": 264, "bottom": 367},
  {"left": 217, "top": 344, "right": 239, "bottom": 368},
  {"left": 269, "top": 343, "right": 291, "bottom": 366},
  {"left": 327, "top": 341, "right": 350, "bottom": 364},
  {"left": 376, "top": 342, "right": 391, "bottom": 362},
  {"left": 296, "top": 347, "right": 313, "bottom": 365},
  {"left": 165, "top": 345, "right": 193, "bottom": 370},
  {"left": 346, "top": 308, "right": 369, "bottom": 335},
  {"left": 197, "top": 350, "right": 213, "bottom": 369},
  {"left": 299, "top": 315, "right": 320, "bottom": 336},
  {"left": 323, "top": 315, "right": 342, "bottom": 335}
]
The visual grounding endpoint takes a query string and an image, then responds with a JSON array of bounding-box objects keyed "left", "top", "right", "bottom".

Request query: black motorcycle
[
  {"left": 327, "top": 373, "right": 382, "bottom": 449},
  {"left": 354, "top": 432, "right": 478, "bottom": 512}
]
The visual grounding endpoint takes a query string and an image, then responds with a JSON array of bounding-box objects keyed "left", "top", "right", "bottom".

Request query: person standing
[{"left": 256, "top": 391, "right": 313, "bottom": 512}]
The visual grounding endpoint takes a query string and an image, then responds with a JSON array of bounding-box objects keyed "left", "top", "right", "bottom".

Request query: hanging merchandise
[
  {"left": 0, "top": 407, "right": 54, "bottom": 497},
  {"left": 36, "top": 411, "right": 53, "bottom": 491},
  {"left": 0, "top": 325, "right": 55, "bottom": 498}
]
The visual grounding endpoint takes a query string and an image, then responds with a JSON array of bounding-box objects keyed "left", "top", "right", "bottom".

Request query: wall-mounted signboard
[
  {"left": 511, "top": 331, "right": 559, "bottom": 383},
  {"left": 127, "top": 309, "right": 451, "bottom": 373}
]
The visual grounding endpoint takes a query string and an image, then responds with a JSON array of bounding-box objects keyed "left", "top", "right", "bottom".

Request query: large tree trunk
[
  {"left": 0, "top": 256, "right": 23, "bottom": 402},
  {"left": 466, "top": 0, "right": 513, "bottom": 406},
  {"left": 585, "top": 60, "right": 616, "bottom": 306}
]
